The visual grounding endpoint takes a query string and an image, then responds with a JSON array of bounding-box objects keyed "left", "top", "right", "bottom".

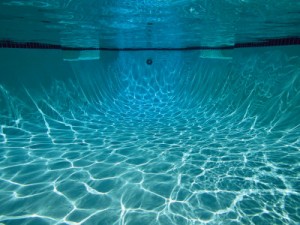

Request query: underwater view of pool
[{"left": 0, "top": 1, "right": 300, "bottom": 225}]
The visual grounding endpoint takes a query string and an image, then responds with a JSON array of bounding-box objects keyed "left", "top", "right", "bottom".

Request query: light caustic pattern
[{"left": 0, "top": 50, "right": 300, "bottom": 225}]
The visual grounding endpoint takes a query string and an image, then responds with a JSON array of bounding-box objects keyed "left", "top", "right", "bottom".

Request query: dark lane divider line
[{"left": 0, "top": 37, "right": 300, "bottom": 51}]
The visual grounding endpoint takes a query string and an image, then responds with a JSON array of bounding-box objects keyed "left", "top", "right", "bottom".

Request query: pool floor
[{"left": 0, "top": 49, "right": 299, "bottom": 225}]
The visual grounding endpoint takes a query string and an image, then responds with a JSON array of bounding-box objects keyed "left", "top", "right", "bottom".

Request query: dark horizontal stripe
[
  {"left": 235, "top": 37, "right": 300, "bottom": 48},
  {"left": 0, "top": 37, "right": 299, "bottom": 51}
]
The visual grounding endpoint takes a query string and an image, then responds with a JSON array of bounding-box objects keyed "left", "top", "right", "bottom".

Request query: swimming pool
[{"left": 0, "top": 1, "right": 300, "bottom": 225}]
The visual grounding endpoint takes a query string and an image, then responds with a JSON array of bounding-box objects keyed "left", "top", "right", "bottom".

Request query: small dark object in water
[{"left": 146, "top": 59, "right": 153, "bottom": 65}]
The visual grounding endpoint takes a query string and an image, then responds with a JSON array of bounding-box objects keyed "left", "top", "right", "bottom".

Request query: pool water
[
  {"left": 0, "top": 47, "right": 299, "bottom": 225},
  {"left": 0, "top": 1, "right": 300, "bottom": 225}
]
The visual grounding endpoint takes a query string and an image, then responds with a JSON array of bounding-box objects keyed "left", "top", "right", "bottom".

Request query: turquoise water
[
  {"left": 0, "top": 47, "right": 299, "bottom": 225},
  {"left": 0, "top": 0, "right": 300, "bottom": 48},
  {"left": 1, "top": 1, "right": 300, "bottom": 225}
]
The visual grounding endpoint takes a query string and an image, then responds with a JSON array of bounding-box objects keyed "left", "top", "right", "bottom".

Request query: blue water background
[
  {"left": 0, "top": 0, "right": 300, "bottom": 224},
  {"left": 0, "top": 47, "right": 299, "bottom": 225}
]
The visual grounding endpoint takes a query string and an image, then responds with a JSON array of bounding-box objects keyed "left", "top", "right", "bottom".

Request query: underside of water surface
[{"left": 1, "top": 0, "right": 300, "bottom": 225}]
